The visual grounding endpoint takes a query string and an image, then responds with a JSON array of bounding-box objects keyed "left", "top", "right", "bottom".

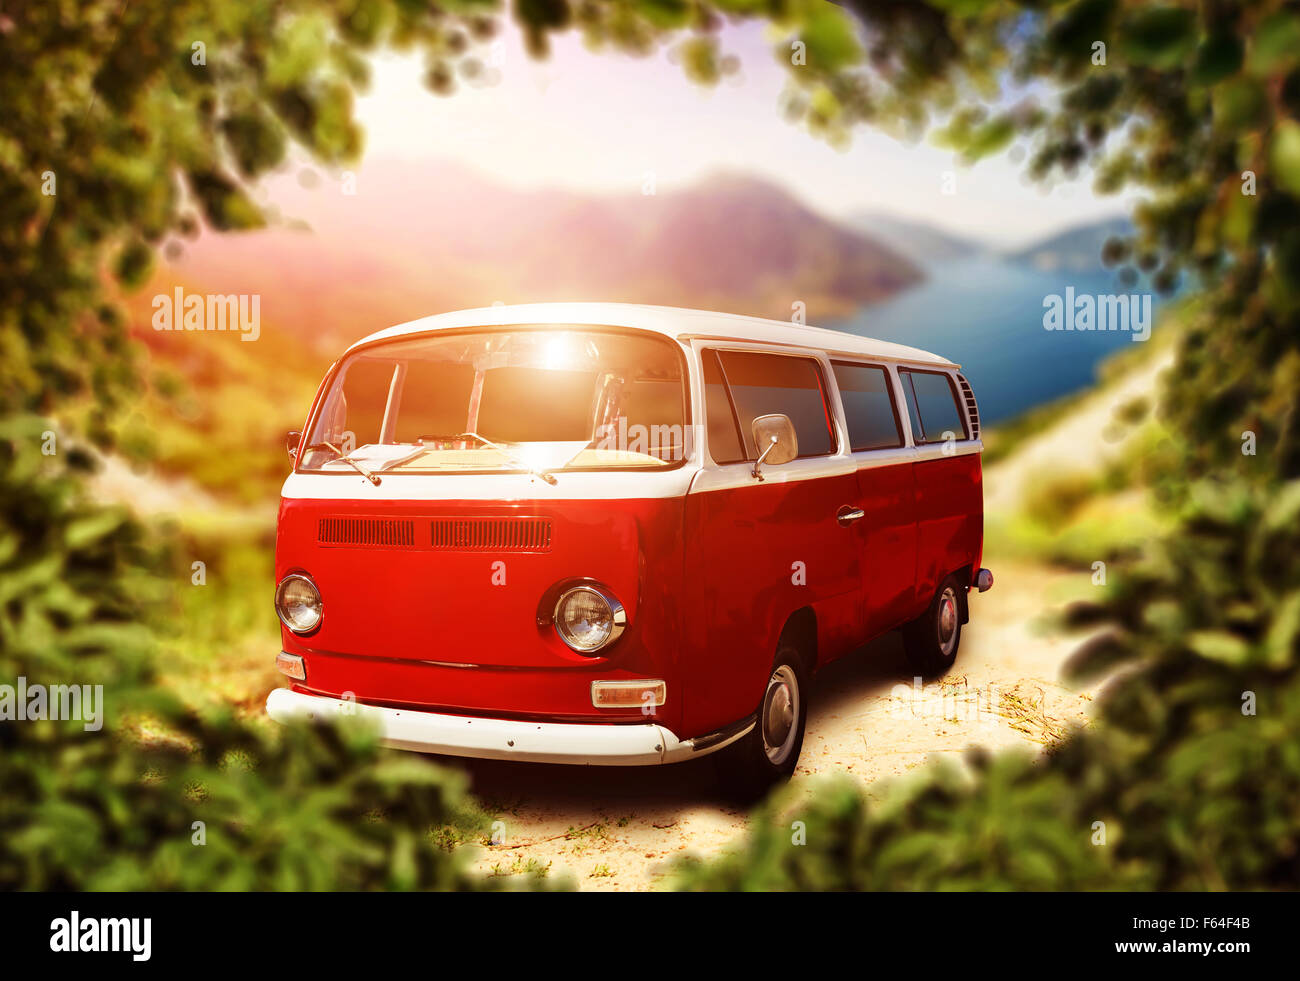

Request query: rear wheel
[
  {"left": 715, "top": 643, "right": 809, "bottom": 802},
  {"left": 903, "top": 574, "right": 965, "bottom": 678}
]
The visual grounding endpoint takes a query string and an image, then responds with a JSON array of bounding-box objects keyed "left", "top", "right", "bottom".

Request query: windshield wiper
[
  {"left": 456, "top": 432, "right": 558, "bottom": 485},
  {"left": 305, "top": 441, "right": 382, "bottom": 486}
]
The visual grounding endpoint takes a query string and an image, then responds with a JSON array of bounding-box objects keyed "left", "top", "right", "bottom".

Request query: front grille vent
[
  {"left": 430, "top": 517, "right": 553, "bottom": 553},
  {"left": 318, "top": 517, "right": 416, "bottom": 548}
]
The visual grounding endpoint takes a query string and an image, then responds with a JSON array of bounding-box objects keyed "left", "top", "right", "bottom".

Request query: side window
[
  {"left": 901, "top": 369, "right": 968, "bottom": 444},
  {"left": 702, "top": 350, "right": 744, "bottom": 465},
  {"left": 832, "top": 362, "right": 903, "bottom": 451},
  {"left": 717, "top": 350, "right": 835, "bottom": 459}
]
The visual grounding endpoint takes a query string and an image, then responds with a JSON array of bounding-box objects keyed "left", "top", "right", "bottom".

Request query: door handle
[{"left": 836, "top": 506, "right": 865, "bottom": 527}]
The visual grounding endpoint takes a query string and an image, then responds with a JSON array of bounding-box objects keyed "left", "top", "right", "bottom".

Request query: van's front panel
[
  {"left": 275, "top": 323, "right": 697, "bottom": 739},
  {"left": 277, "top": 488, "right": 688, "bottom": 730}
]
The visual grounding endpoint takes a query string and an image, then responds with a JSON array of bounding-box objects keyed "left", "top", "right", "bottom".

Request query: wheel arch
[
  {"left": 949, "top": 564, "right": 973, "bottom": 624},
  {"left": 777, "top": 606, "right": 818, "bottom": 677}
]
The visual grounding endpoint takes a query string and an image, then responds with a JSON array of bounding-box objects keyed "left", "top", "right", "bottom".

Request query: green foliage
[
  {"left": 101, "top": 311, "right": 325, "bottom": 505},
  {"left": 0, "top": 0, "right": 505, "bottom": 420},
  {"left": 0, "top": 416, "right": 510, "bottom": 890},
  {"left": 5, "top": 0, "right": 1300, "bottom": 892}
]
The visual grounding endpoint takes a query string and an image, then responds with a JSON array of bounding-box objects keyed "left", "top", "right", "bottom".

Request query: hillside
[
  {"left": 1005, "top": 215, "right": 1134, "bottom": 273},
  {"left": 144, "top": 162, "right": 922, "bottom": 353},
  {"left": 852, "top": 211, "right": 984, "bottom": 265}
]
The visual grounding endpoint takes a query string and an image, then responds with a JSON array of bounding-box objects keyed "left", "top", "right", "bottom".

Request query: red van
[{"left": 266, "top": 303, "right": 992, "bottom": 793}]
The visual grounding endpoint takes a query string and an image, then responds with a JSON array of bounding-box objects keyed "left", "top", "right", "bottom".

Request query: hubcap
[
  {"left": 937, "top": 587, "right": 959, "bottom": 656},
  {"left": 761, "top": 665, "right": 800, "bottom": 765}
]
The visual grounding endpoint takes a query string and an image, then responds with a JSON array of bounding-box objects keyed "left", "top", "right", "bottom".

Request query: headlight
[
  {"left": 276, "top": 574, "right": 322, "bottom": 634},
  {"left": 553, "top": 585, "right": 626, "bottom": 654}
]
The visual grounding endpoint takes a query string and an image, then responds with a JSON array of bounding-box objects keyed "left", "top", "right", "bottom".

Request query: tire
[
  {"left": 902, "top": 574, "right": 965, "bottom": 678},
  {"left": 714, "top": 642, "right": 809, "bottom": 803}
]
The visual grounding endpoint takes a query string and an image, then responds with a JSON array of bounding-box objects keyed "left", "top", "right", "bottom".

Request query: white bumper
[{"left": 265, "top": 688, "right": 747, "bottom": 766}]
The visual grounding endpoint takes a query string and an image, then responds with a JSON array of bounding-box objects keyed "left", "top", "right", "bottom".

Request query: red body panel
[
  {"left": 681, "top": 471, "right": 864, "bottom": 736},
  {"left": 854, "top": 460, "right": 921, "bottom": 637},
  {"left": 911, "top": 455, "right": 984, "bottom": 603},
  {"left": 277, "top": 496, "right": 687, "bottom": 731}
]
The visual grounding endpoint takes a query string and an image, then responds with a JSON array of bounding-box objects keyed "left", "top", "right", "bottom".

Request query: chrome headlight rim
[
  {"left": 552, "top": 583, "right": 626, "bottom": 655},
  {"left": 275, "top": 572, "right": 323, "bottom": 635}
]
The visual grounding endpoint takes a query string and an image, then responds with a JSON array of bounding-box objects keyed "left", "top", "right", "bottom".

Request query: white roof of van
[{"left": 347, "top": 302, "right": 957, "bottom": 368}]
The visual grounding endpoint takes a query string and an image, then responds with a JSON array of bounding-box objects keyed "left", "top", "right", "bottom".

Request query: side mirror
[
  {"left": 286, "top": 430, "right": 302, "bottom": 461},
  {"left": 750, "top": 414, "right": 798, "bottom": 480}
]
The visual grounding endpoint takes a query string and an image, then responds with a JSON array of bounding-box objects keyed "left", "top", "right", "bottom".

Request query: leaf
[
  {"left": 221, "top": 107, "right": 287, "bottom": 179},
  {"left": 1250, "top": 12, "right": 1300, "bottom": 75},
  {"left": 799, "top": 6, "right": 862, "bottom": 74},
  {"left": 64, "top": 510, "right": 126, "bottom": 549},
  {"left": 1262, "top": 480, "right": 1300, "bottom": 531},
  {"left": 1262, "top": 592, "right": 1300, "bottom": 668},
  {"left": 113, "top": 240, "right": 153, "bottom": 289},
  {"left": 1213, "top": 79, "right": 1268, "bottom": 130},
  {"left": 1190, "top": 34, "right": 1243, "bottom": 87},
  {"left": 1120, "top": 7, "right": 1198, "bottom": 70},
  {"left": 1187, "top": 630, "right": 1251, "bottom": 666},
  {"left": 964, "top": 116, "right": 1015, "bottom": 161},
  {"left": 1270, "top": 120, "right": 1300, "bottom": 199}
]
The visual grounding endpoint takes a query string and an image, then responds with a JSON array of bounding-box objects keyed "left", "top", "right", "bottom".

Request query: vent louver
[
  {"left": 318, "top": 517, "right": 415, "bottom": 548},
  {"left": 956, "top": 373, "right": 980, "bottom": 440},
  {"left": 430, "top": 517, "right": 553, "bottom": 553}
]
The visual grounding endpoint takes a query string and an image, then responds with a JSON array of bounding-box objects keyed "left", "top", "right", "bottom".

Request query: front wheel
[
  {"left": 902, "top": 574, "right": 965, "bottom": 678},
  {"left": 715, "top": 645, "right": 808, "bottom": 802}
]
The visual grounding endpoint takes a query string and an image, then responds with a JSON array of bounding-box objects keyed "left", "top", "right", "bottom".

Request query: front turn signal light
[
  {"left": 276, "top": 651, "right": 307, "bottom": 681},
  {"left": 591, "top": 679, "right": 666, "bottom": 710}
]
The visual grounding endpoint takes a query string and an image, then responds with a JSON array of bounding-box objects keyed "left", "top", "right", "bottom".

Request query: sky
[{"left": 352, "top": 20, "right": 1132, "bottom": 250}]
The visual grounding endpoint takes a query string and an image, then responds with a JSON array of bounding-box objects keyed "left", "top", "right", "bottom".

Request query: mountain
[
  {"left": 140, "top": 162, "right": 921, "bottom": 352},
  {"left": 1005, "top": 216, "right": 1134, "bottom": 274},
  {"left": 851, "top": 212, "right": 984, "bottom": 266}
]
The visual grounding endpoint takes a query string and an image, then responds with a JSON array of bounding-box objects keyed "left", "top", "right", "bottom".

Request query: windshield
[{"left": 299, "top": 327, "right": 690, "bottom": 476}]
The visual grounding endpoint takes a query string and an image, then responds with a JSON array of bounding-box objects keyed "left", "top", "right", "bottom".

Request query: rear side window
[
  {"left": 716, "top": 351, "right": 835, "bottom": 459},
  {"left": 702, "top": 350, "right": 744, "bottom": 464},
  {"left": 901, "top": 369, "right": 968, "bottom": 443},
  {"left": 832, "top": 362, "right": 903, "bottom": 451}
]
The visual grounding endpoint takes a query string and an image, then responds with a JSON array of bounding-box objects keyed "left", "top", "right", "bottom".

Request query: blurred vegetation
[
  {"left": 104, "top": 305, "right": 325, "bottom": 505},
  {"left": 0, "top": 416, "right": 519, "bottom": 889},
  {"left": 3, "top": 0, "right": 1300, "bottom": 890}
]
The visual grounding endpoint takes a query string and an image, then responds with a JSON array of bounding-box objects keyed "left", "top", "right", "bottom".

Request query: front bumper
[{"left": 265, "top": 688, "right": 751, "bottom": 766}]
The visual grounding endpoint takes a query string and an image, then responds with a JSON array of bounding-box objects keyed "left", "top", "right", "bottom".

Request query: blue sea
[{"left": 827, "top": 255, "right": 1164, "bottom": 424}]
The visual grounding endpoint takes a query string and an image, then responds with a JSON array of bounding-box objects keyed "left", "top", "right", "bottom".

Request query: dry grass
[{"left": 996, "top": 683, "right": 1070, "bottom": 745}]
